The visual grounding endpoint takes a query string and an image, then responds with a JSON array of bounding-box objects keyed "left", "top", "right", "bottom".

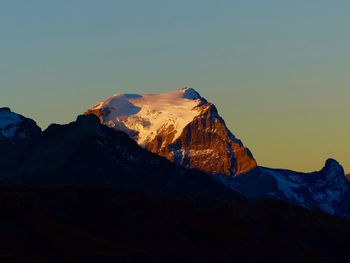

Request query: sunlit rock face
[{"left": 85, "top": 88, "right": 257, "bottom": 176}]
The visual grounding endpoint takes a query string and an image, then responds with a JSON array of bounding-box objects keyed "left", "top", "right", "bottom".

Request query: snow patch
[{"left": 260, "top": 168, "right": 305, "bottom": 203}]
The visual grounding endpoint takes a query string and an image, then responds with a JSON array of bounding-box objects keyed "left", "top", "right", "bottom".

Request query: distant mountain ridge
[
  {"left": 85, "top": 88, "right": 257, "bottom": 176},
  {"left": 218, "top": 159, "right": 350, "bottom": 217},
  {"left": 1, "top": 106, "right": 349, "bottom": 218}
]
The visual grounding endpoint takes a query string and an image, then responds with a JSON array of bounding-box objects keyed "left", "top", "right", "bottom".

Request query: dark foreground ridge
[
  {"left": 0, "top": 110, "right": 350, "bottom": 262},
  {"left": 0, "top": 183, "right": 350, "bottom": 263}
]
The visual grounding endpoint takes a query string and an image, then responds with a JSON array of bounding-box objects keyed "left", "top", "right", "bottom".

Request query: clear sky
[{"left": 1, "top": 0, "right": 349, "bottom": 173}]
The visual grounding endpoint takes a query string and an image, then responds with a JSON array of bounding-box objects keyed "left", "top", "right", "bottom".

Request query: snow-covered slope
[
  {"left": 0, "top": 107, "right": 41, "bottom": 142},
  {"left": 87, "top": 88, "right": 202, "bottom": 145},
  {"left": 217, "top": 159, "right": 350, "bottom": 217},
  {"left": 85, "top": 88, "right": 257, "bottom": 175}
]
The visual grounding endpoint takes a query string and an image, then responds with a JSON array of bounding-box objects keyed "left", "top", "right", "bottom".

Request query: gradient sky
[{"left": 1, "top": 0, "right": 349, "bottom": 173}]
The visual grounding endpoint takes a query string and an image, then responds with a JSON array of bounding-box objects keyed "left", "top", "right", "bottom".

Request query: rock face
[{"left": 85, "top": 88, "right": 257, "bottom": 176}]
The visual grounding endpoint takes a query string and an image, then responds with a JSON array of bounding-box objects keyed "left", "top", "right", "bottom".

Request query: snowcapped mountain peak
[
  {"left": 0, "top": 108, "right": 22, "bottom": 138},
  {"left": 86, "top": 89, "right": 204, "bottom": 146},
  {"left": 85, "top": 88, "right": 257, "bottom": 175},
  {"left": 0, "top": 108, "right": 41, "bottom": 142}
]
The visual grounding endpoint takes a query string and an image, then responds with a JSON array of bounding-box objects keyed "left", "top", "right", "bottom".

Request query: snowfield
[{"left": 89, "top": 88, "right": 204, "bottom": 146}]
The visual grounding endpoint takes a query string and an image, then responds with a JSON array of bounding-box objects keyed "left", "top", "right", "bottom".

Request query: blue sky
[{"left": 1, "top": 0, "right": 350, "bottom": 172}]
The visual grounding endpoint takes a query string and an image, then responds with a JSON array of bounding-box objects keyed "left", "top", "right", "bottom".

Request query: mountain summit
[
  {"left": 85, "top": 88, "right": 257, "bottom": 175},
  {"left": 0, "top": 107, "right": 41, "bottom": 143}
]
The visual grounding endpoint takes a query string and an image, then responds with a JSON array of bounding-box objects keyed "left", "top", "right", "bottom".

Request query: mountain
[
  {"left": 83, "top": 88, "right": 350, "bottom": 217},
  {"left": 0, "top": 109, "right": 350, "bottom": 262},
  {"left": 1, "top": 108, "right": 349, "bottom": 218},
  {"left": 0, "top": 113, "right": 237, "bottom": 198},
  {"left": 218, "top": 159, "right": 350, "bottom": 218},
  {"left": 0, "top": 108, "right": 41, "bottom": 175},
  {"left": 0, "top": 107, "right": 41, "bottom": 143},
  {"left": 85, "top": 87, "right": 257, "bottom": 176}
]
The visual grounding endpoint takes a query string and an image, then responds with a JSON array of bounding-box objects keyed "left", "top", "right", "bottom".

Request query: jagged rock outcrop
[{"left": 85, "top": 88, "right": 257, "bottom": 176}]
